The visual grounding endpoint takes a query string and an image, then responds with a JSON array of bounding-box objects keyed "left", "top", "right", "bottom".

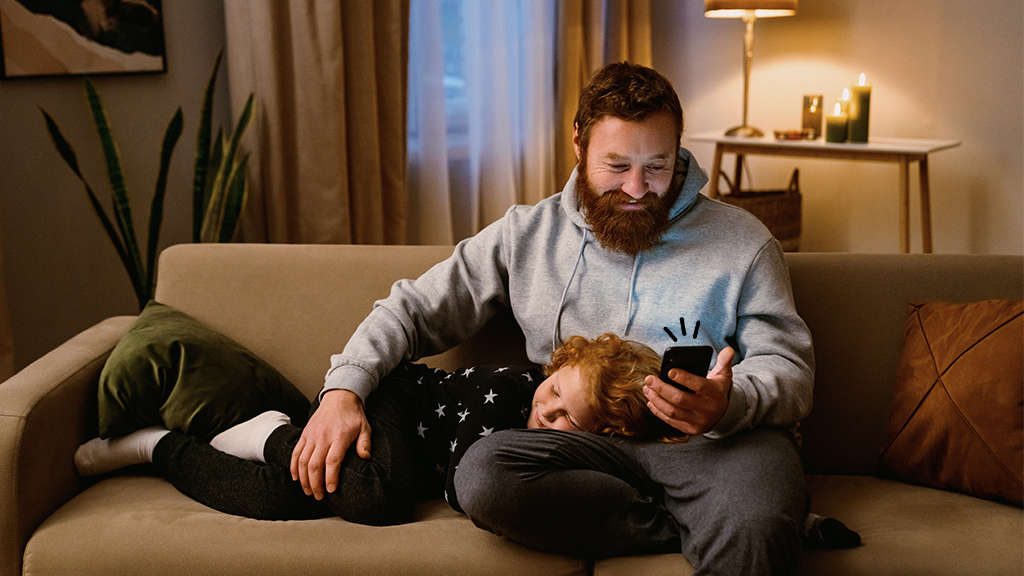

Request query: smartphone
[{"left": 659, "top": 346, "right": 714, "bottom": 394}]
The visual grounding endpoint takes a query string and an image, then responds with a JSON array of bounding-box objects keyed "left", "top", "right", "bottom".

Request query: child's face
[{"left": 527, "top": 365, "right": 599, "bottom": 432}]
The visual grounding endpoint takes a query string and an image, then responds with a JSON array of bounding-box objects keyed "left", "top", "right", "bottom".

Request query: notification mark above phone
[{"left": 663, "top": 317, "right": 700, "bottom": 342}]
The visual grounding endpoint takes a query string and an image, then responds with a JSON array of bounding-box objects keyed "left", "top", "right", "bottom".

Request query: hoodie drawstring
[
  {"left": 552, "top": 230, "right": 588, "bottom": 350},
  {"left": 624, "top": 253, "right": 641, "bottom": 336}
]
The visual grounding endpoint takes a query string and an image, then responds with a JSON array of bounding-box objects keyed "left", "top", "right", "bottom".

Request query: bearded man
[{"left": 295, "top": 62, "right": 814, "bottom": 576}]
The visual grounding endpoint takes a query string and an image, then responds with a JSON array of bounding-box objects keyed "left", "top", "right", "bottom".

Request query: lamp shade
[{"left": 705, "top": 0, "right": 797, "bottom": 18}]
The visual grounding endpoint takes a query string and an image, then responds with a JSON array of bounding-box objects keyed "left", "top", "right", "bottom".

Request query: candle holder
[
  {"left": 774, "top": 129, "right": 815, "bottom": 140},
  {"left": 802, "top": 95, "right": 823, "bottom": 139}
]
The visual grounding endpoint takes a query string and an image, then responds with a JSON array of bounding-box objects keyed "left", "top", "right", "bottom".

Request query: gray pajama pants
[{"left": 454, "top": 426, "right": 808, "bottom": 575}]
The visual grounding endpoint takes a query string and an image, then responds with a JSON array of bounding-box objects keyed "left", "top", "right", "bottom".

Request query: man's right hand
[{"left": 290, "top": 389, "right": 372, "bottom": 500}]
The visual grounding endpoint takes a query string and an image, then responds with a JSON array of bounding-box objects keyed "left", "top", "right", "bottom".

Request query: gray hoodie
[{"left": 324, "top": 148, "right": 813, "bottom": 437}]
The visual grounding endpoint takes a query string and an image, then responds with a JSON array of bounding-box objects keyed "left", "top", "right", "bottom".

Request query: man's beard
[{"left": 576, "top": 170, "right": 680, "bottom": 256}]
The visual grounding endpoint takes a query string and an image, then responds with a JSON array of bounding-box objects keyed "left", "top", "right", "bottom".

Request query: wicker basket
[{"left": 718, "top": 169, "right": 802, "bottom": 251}]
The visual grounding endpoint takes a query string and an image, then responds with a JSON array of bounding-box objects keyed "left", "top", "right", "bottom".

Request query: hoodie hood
[{"left": 559, "top": 146, "right": 709, "bottom": 230}]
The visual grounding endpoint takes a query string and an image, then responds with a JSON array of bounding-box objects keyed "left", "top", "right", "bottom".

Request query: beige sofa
[{"left": 2, "top": 243, "right": 1021, "bottom": 576}]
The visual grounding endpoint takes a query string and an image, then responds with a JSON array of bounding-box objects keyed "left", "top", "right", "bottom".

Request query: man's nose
[{"left": 621, "top": 168, "right": 648, "bottom": 199}]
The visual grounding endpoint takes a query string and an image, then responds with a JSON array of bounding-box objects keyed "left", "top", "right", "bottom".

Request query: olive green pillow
[{"left": 98, "top": 301, "right": 310, "bottom": 442}]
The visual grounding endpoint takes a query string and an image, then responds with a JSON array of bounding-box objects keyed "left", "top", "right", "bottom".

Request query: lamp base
[{"left": 725, "top": 124, "right": 764, "bottom": 138}]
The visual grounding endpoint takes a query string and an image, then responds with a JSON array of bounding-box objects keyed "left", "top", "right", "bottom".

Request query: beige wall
[
  {"left": 0, "top": 0, "right": 230, "bottom": 369},
  {"left": 654, "top": 0, "right": 1023, "bottom": 254}
]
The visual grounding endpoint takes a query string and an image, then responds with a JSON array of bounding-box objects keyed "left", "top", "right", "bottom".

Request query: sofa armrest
[{"left": 0, "top": 316, "right": 135, "bottom": 576}]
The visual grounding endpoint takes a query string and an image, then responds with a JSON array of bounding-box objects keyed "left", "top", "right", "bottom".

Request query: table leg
[
  {"left": 710, "top": 145, "right": 723, "bottom": 198},
  {"left": 918, "top": 157, "right": 933, "bottom": 253},
  {"left": 898, "top": 156, "right": 910, "bottom": 253},
  {"left": 733, "top": 154, "right": 745, "bottom": 194}
]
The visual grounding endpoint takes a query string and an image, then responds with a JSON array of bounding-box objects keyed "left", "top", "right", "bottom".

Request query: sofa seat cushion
[
  {"left": 591, "top": 475, "right": 1024, "bottom": 576},
  {"left": 24, "top": 474, "right": 588, "bottom": 576}
]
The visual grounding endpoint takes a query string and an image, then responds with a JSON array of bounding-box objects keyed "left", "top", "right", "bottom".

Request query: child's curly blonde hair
[{"left": 544, "top": 333, "right": 688, "bottom": 442}]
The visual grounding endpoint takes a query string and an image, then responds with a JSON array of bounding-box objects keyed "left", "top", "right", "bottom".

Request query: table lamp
[{"left": 705, "top": 0, "right": 797, "bottom": 138}]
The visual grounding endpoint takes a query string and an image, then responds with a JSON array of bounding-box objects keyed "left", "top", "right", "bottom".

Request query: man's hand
[
  {"left": 290, "top": 389, "right": 372, "bottom": 500},
  {"left": 643, "top": 347, "right": 736, "bottom": 435}
]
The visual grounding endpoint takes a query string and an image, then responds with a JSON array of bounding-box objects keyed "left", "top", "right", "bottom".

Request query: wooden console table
[{"left": 690, "top": 131, "right": 961, "bottom": 253}]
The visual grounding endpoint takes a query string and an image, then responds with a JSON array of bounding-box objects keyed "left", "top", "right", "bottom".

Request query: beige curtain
[
  {"left": 555, "top": 0, "right": 653, "bottom": 185},
  {"left": 223, "top": 0, "right": 409, "bottom": 244}
]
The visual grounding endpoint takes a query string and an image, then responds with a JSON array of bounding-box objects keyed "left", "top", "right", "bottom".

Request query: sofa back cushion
[
  {"left": 786, "top": 254, "right": 1023, "bottom": 475},
  {"left": 154, "top": 245, "right": 1023, "bottom": 475},
  {"left": 154, "top": 244, "right": 528, "bottom": 400}
]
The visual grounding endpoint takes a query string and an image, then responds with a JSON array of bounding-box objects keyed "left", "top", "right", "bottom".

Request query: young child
[
  {"left": 76, "top": 333, "right": 857, "bottom": 547},
  {"left": 74, "top": 333, "right": 665, "bottom": 513}
]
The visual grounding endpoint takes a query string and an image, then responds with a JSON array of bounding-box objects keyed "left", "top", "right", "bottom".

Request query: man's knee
[
  {"left": 453, "top": 429, "right": 577, "bottom": 523},
  {"left": 452, "top": 430, "right": 515, "bottom": 520}
]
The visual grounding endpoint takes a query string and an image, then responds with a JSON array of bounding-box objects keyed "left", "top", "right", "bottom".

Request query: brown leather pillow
[{"left": 878, "top": 300, "right": 1023, "bottom": 505}]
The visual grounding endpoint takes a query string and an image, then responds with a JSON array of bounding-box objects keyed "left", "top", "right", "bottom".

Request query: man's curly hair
[{"left": 573, "top": 62, "right": 684, "bottom": 174}]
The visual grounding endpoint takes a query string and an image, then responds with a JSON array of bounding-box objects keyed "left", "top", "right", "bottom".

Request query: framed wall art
[{"left": 0, "top": 0, "right": 166, "bottom": 79}]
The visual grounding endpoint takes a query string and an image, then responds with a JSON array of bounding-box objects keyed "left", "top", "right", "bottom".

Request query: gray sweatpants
[{"left": 454, "top": 426, "right": 808, "bottom": 575}]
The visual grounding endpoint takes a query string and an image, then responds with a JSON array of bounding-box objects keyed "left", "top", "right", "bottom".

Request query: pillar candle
[
  {"left": 802, "top": 95, "right": 823, "bottom": 138},
  {"left": 825, "top": 101, "right": 848, "bottom": 143},
  {"left": 838, "top": 88, "right": 851, "bottom": 114},
  {"left": 848, "top": 73, "right": 871, "bottom": 143}
]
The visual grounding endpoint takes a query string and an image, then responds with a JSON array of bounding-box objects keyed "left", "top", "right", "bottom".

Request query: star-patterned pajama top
[{"left": 394, "top": 362, "right": 543, "bottom": 513}]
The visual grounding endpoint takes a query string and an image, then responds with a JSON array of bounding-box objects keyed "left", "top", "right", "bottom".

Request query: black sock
[{"left": 803, "top": 514, "right": 861, "bottom": 549}]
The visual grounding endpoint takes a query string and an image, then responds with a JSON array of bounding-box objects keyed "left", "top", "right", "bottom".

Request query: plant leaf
[
  {"left": 198, "top": 128, "right": 224, "bottom": 243},
  {"left": 41, "top": 107, "right": 145, "bottom": 307},
  {"left": 192, "top": 49, "right": 223, "bottom": 242},
  {"left": 85, "top": 78, "right": 146, "bottom": 305},
  {"left": 40, "top": 109, "right": 85, "bottom": 179},
  {"left": 146, "top": 107, "right": 183, "bottom": 299},
  {"left": 223, "top": 93, "right": 255, "bottom": 167},
  {"left": 200, "top": 132, "right": 230, "bottom": 243},
  {"left": 218, "top": 153, "right": 250, "bottom": 242},
  {"left": 83, "top": 185, "right": 140, "bottom": 299},
  {"left": 201, "top": 93, "right": 254, "bottom": 243},
  {"left": 207, "top": 125, "right": 224, "bottom": 203}
]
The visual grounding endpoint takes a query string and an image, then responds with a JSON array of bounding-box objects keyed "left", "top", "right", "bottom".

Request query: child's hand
[{"left": 643, "top": 347, "right": 735, "bottom": 435}]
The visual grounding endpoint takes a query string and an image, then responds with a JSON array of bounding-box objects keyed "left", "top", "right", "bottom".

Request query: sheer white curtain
[{"left": 407, "top": 0, "right": 557, "bottom": 244}]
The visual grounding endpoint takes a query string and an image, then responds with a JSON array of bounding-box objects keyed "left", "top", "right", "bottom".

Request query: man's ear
[{"left": 572, "top": 123, "right": 581, "bottom": 160}]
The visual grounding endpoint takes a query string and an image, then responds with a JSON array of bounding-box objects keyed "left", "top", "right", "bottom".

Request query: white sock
[
  {"left": 803, "top": 513, "right": 823, "bottom": 536},
  {"left": 74, "top": 426, "right": 169, "bottom": 476},
  {"left": 209, "top": 410, "right": 291, "bottom": 463}
]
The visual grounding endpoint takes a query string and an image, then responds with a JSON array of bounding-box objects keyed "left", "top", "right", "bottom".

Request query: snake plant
[
  {"left": 193, "top": 50, "right": 254, "bottom": 243},
  {"left": 40, "top": 51, "right": 254, "bottom": 310}
]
